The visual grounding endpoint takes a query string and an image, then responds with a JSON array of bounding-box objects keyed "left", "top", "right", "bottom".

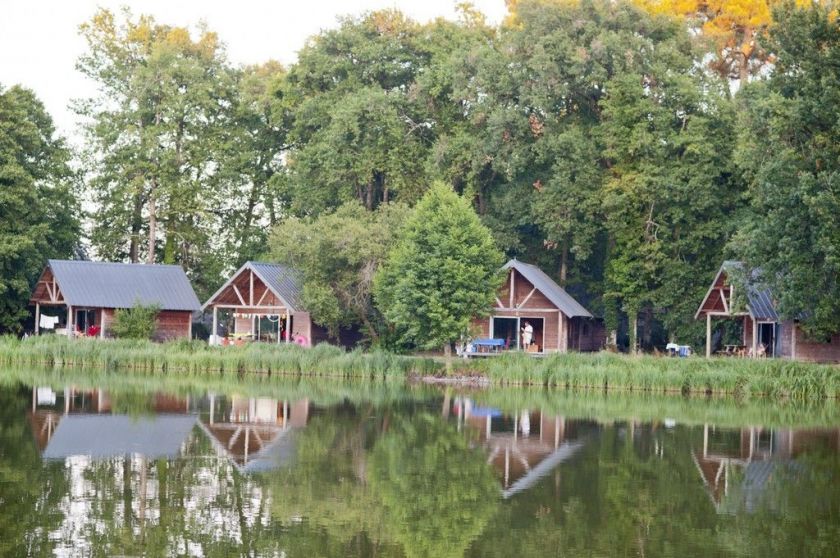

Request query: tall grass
[
  {"left": 466, "top": 388, "right": 840, "bottom": 429},
  {"left": 472, "top": 351, "right": 840, "bottom": 399},
  {"left": 0, "top": 335, "right": 439, "bottom": 379},
  {"left": 3, "top": 336, "right": 839, "bottom": 399}
]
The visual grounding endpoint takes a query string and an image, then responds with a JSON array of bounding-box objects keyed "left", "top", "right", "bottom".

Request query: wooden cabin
[
  {"left": 473, "top": 259, "right": 605, "bottom": 353},
  {"left": 202, "top": 261, "right": 313, "bottom": 345},
  {"left": 29, "top": 260, "right": 200, "bottom": 341},
  {"left": 204, "top": 261, "right": 361, "bottom": 347},
  {"left": 696, "top": 261, "right": 840, "bottom": 362}
]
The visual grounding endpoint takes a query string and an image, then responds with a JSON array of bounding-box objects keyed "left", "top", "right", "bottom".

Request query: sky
[{"left": 0, "top": 0, "right": 507, "bottom": 143}]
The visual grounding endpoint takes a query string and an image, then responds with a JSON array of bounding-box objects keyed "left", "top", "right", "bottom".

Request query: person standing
[{"left": 521, "top": 321, "right": 533, "bottom": 349}]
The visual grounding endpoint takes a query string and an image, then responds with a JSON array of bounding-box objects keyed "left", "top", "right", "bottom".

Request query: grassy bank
[
  {"left": 467, "top": 388, "right": 840, "bottom": 429},
  {"left": 3, "top": 364, "right": 838, "bottom": 429},
  {"left": 3, "top": 336, "right": 839, "bottom": 399},
  {"left": 471, "top": 351, "right": 840, "bottom": 399},
  {"left": 0, "top": 335, "right": 440, "bottom": 379}
]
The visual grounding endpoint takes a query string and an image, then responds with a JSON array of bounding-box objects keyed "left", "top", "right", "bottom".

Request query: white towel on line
[{"left": 39, "top": 314, "right": 60, "bottom": 329}]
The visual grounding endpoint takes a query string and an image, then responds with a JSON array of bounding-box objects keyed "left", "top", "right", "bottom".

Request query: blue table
[{"left": 471, "top": 338, "right": 505, "bottom": 353}]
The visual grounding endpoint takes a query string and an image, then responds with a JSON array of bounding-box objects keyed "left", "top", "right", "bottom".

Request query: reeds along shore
[
  {"left": 474, "top": 352, "right": 840, "bottom": 399},
  {"left": 0, "top": 335, "right": 438, "bottom": 379},
  {"left": 1, "top": 336, "right": 839, "bottom": 399}
]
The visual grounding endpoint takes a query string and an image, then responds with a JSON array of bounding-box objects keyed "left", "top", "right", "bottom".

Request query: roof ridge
[{"left": 49, "top": 259, "right": 186, "bottom": 269}]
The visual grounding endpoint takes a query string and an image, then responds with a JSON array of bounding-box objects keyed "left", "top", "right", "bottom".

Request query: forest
[{"left": 1, "top": 0, "right": 839, "bottom": 351}]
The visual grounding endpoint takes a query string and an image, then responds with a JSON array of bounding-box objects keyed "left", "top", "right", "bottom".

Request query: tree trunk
[
  {"left": 443, "top": 342, "right": 453, "bottom": 374},
  {"left": 129, "top": 192, "right": 143, "bottom": 263},
  {"left": 559, "top": 240, "right": 568, "bottom": 286},
  {"left": 147, "top": 178, "right": 157, "bottom": 264},
  {"left": 629, "top": 311, "right": 638, "bottom": 355},
  {"left": 365, "top": 181, "right": 374, "bottom": 210}
]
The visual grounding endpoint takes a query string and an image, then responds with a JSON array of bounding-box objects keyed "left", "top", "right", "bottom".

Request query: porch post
[
  {"left": 35, "top": 302, "right": 40, "bottom": 336},
  {"left": 705, "top": 313, "right": 712, "bottom": 358},
  {"left": 751, "top": 317, "right": 758, "bottom": 358},
  {"left": 100, "top": 309, "right": 106, "bottom": 339},
  {"left": 212, "top": 306, "right": 218, "bottom": 345},
  {"left": 285, "top": 312, "right": 291, "bottom": 343},
  {"left": 557, "top": 313, "right": 562, "bottom": 353},
  {"left": 66, "top": 305, "right": 73, "bottom": 338}
]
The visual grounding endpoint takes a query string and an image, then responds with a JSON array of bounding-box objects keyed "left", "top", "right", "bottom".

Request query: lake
[{"left": 1, "top": 368, "right": 840, "bottom": 557}]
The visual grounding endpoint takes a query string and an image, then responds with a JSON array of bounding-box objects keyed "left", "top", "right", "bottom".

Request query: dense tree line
[{"left": 1, "top": 0, "right": 837, "bottom": 348}]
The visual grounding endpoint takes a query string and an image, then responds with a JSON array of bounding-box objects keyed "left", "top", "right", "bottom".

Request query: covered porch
[
  {"left": 695, "top": 261, "right": 780, "bottom": 358},
  {"left": 203, "top": 261, "right": 312, "bottom": 346}
]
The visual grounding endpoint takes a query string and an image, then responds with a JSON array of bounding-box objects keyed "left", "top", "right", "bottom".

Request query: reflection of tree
[
  {"left": 0, "top": 386, "right": 67, "bottom": 556},
  {"left": 718, "top": 449, "right": 840, "bottom": 558},
  {"left": 268, "top": 404, "right": 404, "bottom": 556},
  {"left": 467, "top": 425, "right": 722, "bottom": 557},
  {"left": 269, "top": 406, "right": 501, "bottom": 558},
  {"left": 370, "top": 413, "right": 500, "bottom": 558}
]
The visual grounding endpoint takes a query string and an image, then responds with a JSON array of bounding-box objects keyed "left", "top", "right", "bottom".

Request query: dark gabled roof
[
  {"left": 42, "top": 415, "right": 198, "bottom": 460},
  {"left": 250, "top": 262, "right": 304, "bottom": 310},
  {"left": 202, "top": 261, "right": 304, "bottom": 312},
  {"left": 503, "top": 259, "right": 593, "bottom": 318},
  {"left": 44, "top": 259, "right": 201, "bottom": 311},
  {"left": 721, "top": 261, "right": 779, "bottom": 321}
]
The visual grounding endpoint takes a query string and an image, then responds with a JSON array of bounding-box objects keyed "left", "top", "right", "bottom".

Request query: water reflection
[
  {"left": 4, "top": 382, "right": 840, "bottom": 557},
  {"left": 694, "top": 424, "right": 840, "bottom": 514}
]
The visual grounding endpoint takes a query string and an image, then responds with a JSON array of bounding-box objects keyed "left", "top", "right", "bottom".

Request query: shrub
[{"left": 111, "top": 303, "right": 160, "bottom": 340}]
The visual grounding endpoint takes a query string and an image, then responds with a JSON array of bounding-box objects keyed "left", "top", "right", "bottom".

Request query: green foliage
[
  {"left": 374, "top": 183, "right": 504, "bottom": 350},
  {"left": 472, "top": 350, "right": 840, "bottom": 399},
  {"left": 369, "top": 414, "right": 500, "bottom": 558},
  {"left": 0, "top": 84, "right": 80, "bottom": 333},
  {"left": 0, "top": 335, "right": 440, "bottom": 378},
  {"left": 269, "top": 202, "right": 410, "bottom": 340},
  {"left": 111, "top": 303, "right": 160, "bottom": 340},
  {"left": 731, "top": 2, "right": 840, "bottom": 338}
]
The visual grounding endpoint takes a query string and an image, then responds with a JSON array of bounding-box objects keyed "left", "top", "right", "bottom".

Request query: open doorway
[
  {"left": 490, "top": 316, "right": 545, "bottom": 352},
  {"left": 491, "top": 317, "right": 518, "bottom": 350},
  {"left": 758, "top": 322, "right": 777, "bottom": 357},
  {"left": 519, "top": 317, "right": 545, "bottom": 353}
]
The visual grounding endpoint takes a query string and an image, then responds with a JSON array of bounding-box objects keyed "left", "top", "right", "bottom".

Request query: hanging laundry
[{"left": 39, "top": 314, "right": 59, "bottom": 330}]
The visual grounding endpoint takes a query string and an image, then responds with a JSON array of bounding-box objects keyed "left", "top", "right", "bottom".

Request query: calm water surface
[{"left": 1, "top": 372, "right": 839, "bottom": 557}]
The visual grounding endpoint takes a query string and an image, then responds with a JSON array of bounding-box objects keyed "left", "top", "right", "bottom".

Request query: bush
[{"left": 111, "top": 303, "right": 160, "bottom": 340}]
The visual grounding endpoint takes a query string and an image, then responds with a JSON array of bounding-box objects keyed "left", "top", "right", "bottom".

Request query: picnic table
[{"left": 470, "top": 338, "right": 505, "bottom": 354}]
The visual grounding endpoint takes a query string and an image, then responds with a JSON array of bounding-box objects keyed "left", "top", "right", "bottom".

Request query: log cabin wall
[
  {"left": 153, "top": 310, "right": 191, "bottom": 341},
  {"left": 789, "top": 323, "right": 840, "bottom": 362}
]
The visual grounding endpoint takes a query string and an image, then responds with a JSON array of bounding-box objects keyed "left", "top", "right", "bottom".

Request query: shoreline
[{"left": 2, "top": 335, "right": 839, "bottom": 400}]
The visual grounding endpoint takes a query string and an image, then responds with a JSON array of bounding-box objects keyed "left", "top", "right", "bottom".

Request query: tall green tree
[
  {"left": 600, "top": 55, "right": 740, "bottom": 346},
  {"left": 76, "top": 8, "right": 235, "bottom": 292},
  {"left": 284, "top": 10, "right": 431, "bottom": 213},
  {"left": 216, "top": 61, "right": 291, "bottom": 265},
  {"left": 269, "top": 202, "right": 410, "bottom": 341},
  {"left": 0, "top": 84, "right": 80, "bottom": 333},
  {"left": 374, "top": 182, "right": 503, "bottom": 355},
  {"left": 731, "top": 2, "right": 840, "bottom": 338}
]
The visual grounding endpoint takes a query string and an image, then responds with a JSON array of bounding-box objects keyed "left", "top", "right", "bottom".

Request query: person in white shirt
[{"left": 521, "top": 321, "right": 533, "bottom": 349}]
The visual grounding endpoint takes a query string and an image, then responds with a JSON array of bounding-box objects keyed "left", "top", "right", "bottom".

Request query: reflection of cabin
[
  {"left": 203, "top": 261, "right": 361, "bottom": 347},
  {"left": 29, "top": 260, "right": 200, "bottom": 341},
  {"left": 696, "top": 261, "right": 840, "bottom": 361},
  {"left": 28, "top": 387, "right": 309, "bottom": 473},
  {"left": 692, "top": 424, "right": 840, "bottom": 513},
  {"left": 28, "top": 387, "right": 198, "bottom": 459},
  {"left": 453, "top": 398, "right": 586, "bottom": 497},
  {"left": 473, "top": 259, "right": 604, "bottom": 353},
  {"left": 199, "top": 395, "right": 310, "bottom": 473}
]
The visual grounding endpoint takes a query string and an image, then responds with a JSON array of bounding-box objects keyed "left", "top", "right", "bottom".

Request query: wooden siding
[
  {"left": 153, "top": 310, "right": 191, "bottom": 341},
  {"left": 210, "top": 268, "right": 286, "bottom": 309},
  {"left": 786, "top": 322, "right": 840, "bottom": 362}
]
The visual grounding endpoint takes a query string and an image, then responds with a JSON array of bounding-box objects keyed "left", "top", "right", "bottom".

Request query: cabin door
[{"left": 491, "top": 317, "right": 519, "bottom": 350}]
